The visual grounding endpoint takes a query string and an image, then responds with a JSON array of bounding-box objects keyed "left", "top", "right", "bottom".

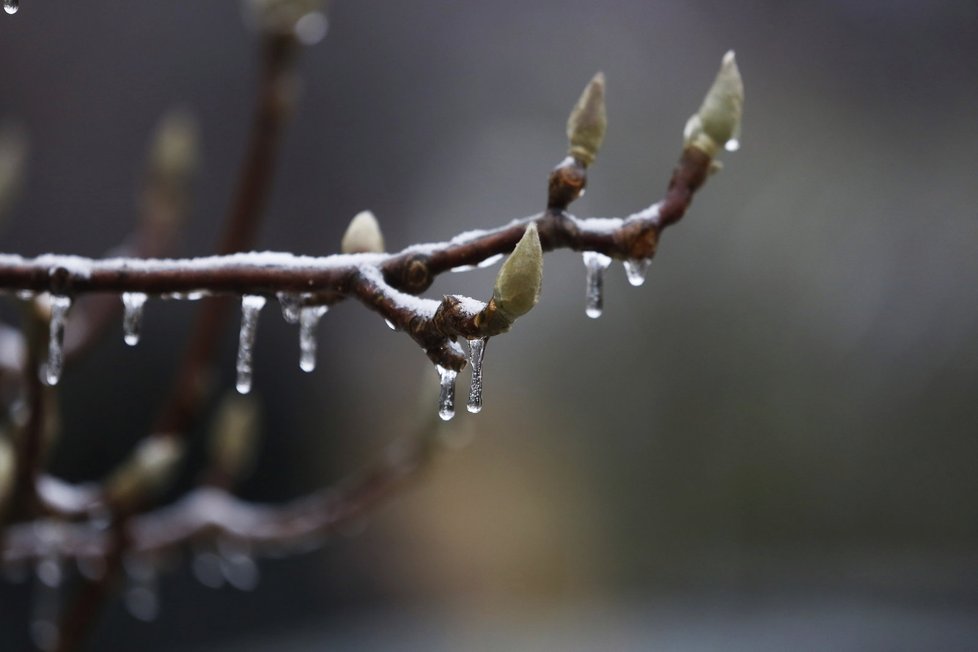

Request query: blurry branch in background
[{"left": 0, "top": 0, "right": 743, "bottom": 647}]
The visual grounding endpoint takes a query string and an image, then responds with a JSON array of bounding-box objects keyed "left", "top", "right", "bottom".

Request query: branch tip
[
  {"left": 684, "top": 50, "right": 744, "bottom": 157},
  {"left": 566, "top": 72, "right": 607, "bottom": 166}
]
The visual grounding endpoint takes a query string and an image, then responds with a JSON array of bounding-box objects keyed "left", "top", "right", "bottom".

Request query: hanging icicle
[
  {"left": 42, "top": 295, "right": 71, "bottom": 386},
  {"left": 3, "top": 0, "right": 19, "bottom": 15},
  {"left": 582, "top": 251, "right": 612, "bottom": 318},
  {"left": 466, "top": 338, "right": 488, "bottom": 414},
  {"left": 436, "top": 365, "right": 458, "bottom": 421},
  {"left": 235, "top": 295, "right": 267, "bottom": 394},
  {"left": 298, "top": 305, "right": 328, "bottom": 373},
  {"left": 277, "top": 292, "right": 302, "bottom": 324},
  {"left": 121, "top": 292, "right": 148, "bottom": 346},
  {"left": 623, "top": 258, "right": 652, "bottom": 287}
]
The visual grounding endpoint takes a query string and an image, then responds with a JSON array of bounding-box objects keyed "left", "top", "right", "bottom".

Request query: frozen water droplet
[
  {"left": 384, "top": 319, "right": 397, "bottom": 331},
  {"left": 217, "top": 539, "right": 259, "bottom": 591},
  {"left": 582, "top": 252, "right": 612, "bottom": 318},
  {"left": 436, "top": 365, "right": 457, "bottom": 421},
  {"left": 3, "top": 0, "right": 18, "bottom": 15},
  {"left": 298, "top": 305, "right": 328, "bottom": 373},
  {"left": 725, "top": 138, "right": 740, "bottom": 152},
  {"left": 121, "top": 292, "right": 148, "bottom": 346},
  {"left": 623, "top": 258, "right": 652, "bottom": 287},
  {"left": 236, "top": 295, "right": 266, "bottom": 394},
  {"left": 277, "top": 292, "right": 301, "bottom": 324},
  {"left": 466, "top": 338, "right": 488, "bottom": 414},
  {"left": 42, "top": 295, "right": 71, "bottom": 386},
  {"left": 192, "top": 551, "right": 224, "bottom": 589},
  {"left": 123, "top": 554, "right": 159, "bottom": 622},
  {"left": 294, "top": 11, "right": 328, "bottom": 45}
]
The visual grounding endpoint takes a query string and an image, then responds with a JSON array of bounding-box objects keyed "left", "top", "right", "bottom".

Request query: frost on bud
[
  {"left": 0, "top": 122, "right": 28, "bottom": 224},
  {"left": 485, "top": 223, "right": 543, "bottom": 331},
  {"left": 208, "top": 393, "right": 261, "bottom": 483},
  {"left": 566, "top": 72, "right": 607, "bottom": 166},
  {"left": 684, "top": 51, "right": 744, "bottom": 157},
  {"left": 341, "top": 210, "right": 385, "bottom": 254},
  {"left": 149, "top": 109, "right": 200, "bottom": 186},
  {"left": 105, "top": 435, "right": 184, "bottom": 508}
]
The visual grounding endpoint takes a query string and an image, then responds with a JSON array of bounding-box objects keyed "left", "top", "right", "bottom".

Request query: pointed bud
[
  {"left": 684, "top": 51, "right": 744, "bottom": 156},
  {"left": 208, "top": 393, "right": 261, "bottom": 483},
  {"left": 341, "top": 210, "right": 385, "bottom": 254},
  {"left": 150, "top": 109, "right": 200, "bottom": 184},
  {"left": 0, "top": 123, "right": 28, "bottom": 224},
  {"left": 491, "top": 223, "right": 543, "bottom": 323},
  {"left": 105, "top": 435, "right": 184, "bottom": 508},
  {"left": 566, "top": 72, "right": 607, "bottom": 166}
]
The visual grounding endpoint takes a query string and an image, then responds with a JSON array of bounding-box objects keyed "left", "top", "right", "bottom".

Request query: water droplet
[
  {"left": 236, "top": 295, "right": 267, "bottom": 394},
  {"left": 277, "top": 292, "right": 301, "bottom": 324},
  {"left": 384, "top": 319, "right": 397, "bottom": 331},
  {"left": 436, "top": 365, "right": 457, "bottom": 421},
  {"left": 192, "top": 550, "right": 224, "bottom": 589},
  {"left": 121, "top": 292, "right": 148, "bottom": 346},
  {"left": 42, "top": 295, "right": 71, "bottom": 386},
  {"left": 217, "top": 539, "right": 259, "bottom": 591},
  {"left": 298, "top": 305, "right": 328, "bottom": 373},
  {"left": 294, "top": 11, "right": 328, "bottom": 45},
  {"left": 466, "top": 338, "right": 488, "bottom": 414},
  {"left": 724, "top": 138, "right": 740, "bottom": 152},
  {"left": 3, "top": 0, "right": 19, "bottom": 15},
  {"left": 623, "top": 258, "right": 652, "bottom": 287},
  {"left": 123, "top": 554, "right": 159, "bottom": 622},
  {"left": 582, "top": 252, "right": 612, "bottom": 318}
]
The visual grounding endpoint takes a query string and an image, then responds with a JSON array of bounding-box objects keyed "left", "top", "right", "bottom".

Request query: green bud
[
  {"left": 684, "top": 51, "right": 744, "bottom": 156},
  {"left": 566, "top": 72, "right": 607, "bottom": 166},
  {"left": 150, "top": 108, "right": 199, "bottom": 185},
  {"left": 341, "top": 210, "right": 385, "bottom": 254},
  {"left": 208, "top": 393, "right": 261, "bottom": 482},
  {"left": 492, "top": 223, "right": 543, "bottom": 323},
  {"left": 105, "top": 435, "right": 184, "bottom": 507}
]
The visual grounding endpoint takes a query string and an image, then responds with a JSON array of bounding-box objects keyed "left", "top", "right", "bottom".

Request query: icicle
[
  {"left": 42, "top": 295, "right": 71, "bottom": 386},
  {"left": 121, "top": 292, "right": 148, "bottom": 346},
  {"left": 3, "top": 0, "right": 18, "bottom": 15},
  {"left": 192, "top": 549, "right": 224, "bottom": 589},
  {"left": 623, "top": 258, "right": 652, "bottom": 287},
  {"left": 582, "top": 252, "right": 612, "bottom": 318},
  {"left": 218, "top": 538, "right": 259, "bottom": 591},
  {"left": 31, "top": 557, "right": 61, "bottom": 651},
  {"left": 122, "top": 554, "right": 159, "bottom": 622},
  {"left": 298, "top": 305, "right": 328, "bottom": 373},
  {"left": 466, "top": 338, "right": 488, "bottom": 414},
  {"left": 235, "top": 295, "right": 266, "bottom": 394},
  {"left": 436, "top": 365, "right": 457, "bottom": 421},
  {"left": 277, "top": 292, "right": 301, "bottom": 324}
]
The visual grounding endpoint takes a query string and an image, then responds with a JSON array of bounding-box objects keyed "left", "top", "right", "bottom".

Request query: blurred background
[{"left": 2, "top": 0, "right": 978, "bottom": 649}]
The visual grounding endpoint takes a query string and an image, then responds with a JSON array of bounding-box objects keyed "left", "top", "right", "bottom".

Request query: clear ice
[
  {"left": 298, "top": 305, "right": 328, "bottom": 373},
  {"left": 277, "top": 292, "right": 301, "bottom": 324},
  {"left": 236, "top": 295, "right": 267, "bottom": 394},
  {"left": 466, "top": 338, "right": 487, "bottom": 414},
  {"left": 3, "top": 0, "right": 18, "bottom": 15},
  {"left": 623, "top": 258, "right": 652, "bottom": 287},
  {"left": 436, "top": 365, "right": 458, "bottom": 421},
  {"left": 121, "top": 292, "right": 148, "bottom": 346},
  {"left": 582, "top": 252, "right": 612, "bottom": 318},
  {"left": 43, "top": 295, "right": 71, "bottom": 386}
]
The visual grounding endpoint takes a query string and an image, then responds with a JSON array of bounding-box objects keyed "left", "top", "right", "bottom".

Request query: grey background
[{"left": 2, "top": 1, "right": 978, "bottom": 650}]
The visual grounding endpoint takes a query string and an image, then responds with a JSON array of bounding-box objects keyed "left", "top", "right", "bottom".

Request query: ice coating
[
  {"left": 235, "top": 295, "right": 267, "bottom": 394},
  {"left": 582, "top": 252, "right": 612, "bottom": 318},
  {"left": 466, "top": 338, "right": 488, "bottom": 414},
  {"left": 436, "top": 365, "right": 458, "bottom": 421},
  {"left": 298, "top": 305, "right": 328, "bottom": 373},
  {"left": 43, "top": 295, "right": 71, "bottom": 386},
  {"left": 277, "top": 292, "right": 301, "bottom": 324},
  {"left": 623, "top": 258, "right": 652, "bottom": 287},
  {"left": 122, "top": 292, "right": 148, "bottom": 346}
]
